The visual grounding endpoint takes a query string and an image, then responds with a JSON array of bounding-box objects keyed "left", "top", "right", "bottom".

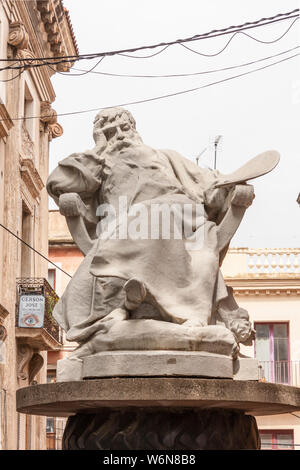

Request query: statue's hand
[
  {"left": 59, "top": 193, "right": 87, "bottom": 218},
  {"left": 231, "top": 184, "right": 255, "bottom": 208}
]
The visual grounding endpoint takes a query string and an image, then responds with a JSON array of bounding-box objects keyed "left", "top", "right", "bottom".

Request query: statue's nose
[{"left": 116, "top": 127, "right": 125, "bottom": 140}]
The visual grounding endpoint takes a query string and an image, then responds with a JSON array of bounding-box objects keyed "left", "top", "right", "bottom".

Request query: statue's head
[{"left": 93, "top": 107, "right": 143, "bottom": 151}]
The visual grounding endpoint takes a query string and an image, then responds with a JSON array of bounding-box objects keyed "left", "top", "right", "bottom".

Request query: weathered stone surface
[
  {"left": 57, "top": 357, "right": 82, "bottom": 382},
  {"left": 82, "top": 351, "right": 233, "bottom": 379},
  {"left": 62, "top": 408, "right": 260, "bottom": 450},
  {"left": 233, "top": 357, "right": 259, "bottom": 381},
  {"left": 16, "top": 378, "right": 300, "bottom": 417}
]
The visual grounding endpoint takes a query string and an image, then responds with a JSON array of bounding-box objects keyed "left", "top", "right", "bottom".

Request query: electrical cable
[
  {"left": 179, "top": 16, "right": 300, "bottom": 58},
  {"left": 1, "top": 13, "right": 298, "bottom": 76},
  {"left": 0, "top": 223, "right": 72, "bottom": 278},
  {"left": 0, "top": 69, "right": 24, "bottom": 82},
  {"left": 46, "top": 56, "right": 105, "bottom": 77},
  {"left": 67, "top": 45, "right": 300, "bottom": 79},
  {"left": 0, "top": 59, "right": 25, "bottom": 82},
  {"left": 0, "top": 9, "right": 298, "bottom": 65},
  {"left": 0, "top": 50, "right": 299, "bottom": 124}
]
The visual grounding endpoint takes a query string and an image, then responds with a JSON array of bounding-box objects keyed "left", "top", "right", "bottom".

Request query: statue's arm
[
  {"left": 204, "top": 184, "right": 255, "bottom": 259},
  {"left": 47, "top": 151, "right": 103, "bottom": 255}
]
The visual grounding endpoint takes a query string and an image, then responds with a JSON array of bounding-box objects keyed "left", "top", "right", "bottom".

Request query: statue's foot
[{"left": 124, "top": 278, "right": 147, "bottom": 310}]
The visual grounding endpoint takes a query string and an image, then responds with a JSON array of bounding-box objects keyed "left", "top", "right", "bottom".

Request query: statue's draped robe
[{"left": 47, "top": 144, "right": 230, "bottom": 344}]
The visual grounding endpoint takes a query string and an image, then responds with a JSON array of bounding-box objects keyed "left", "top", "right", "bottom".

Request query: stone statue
[{"left": 47, "top": 107, "right": 279, "bottom": 380}]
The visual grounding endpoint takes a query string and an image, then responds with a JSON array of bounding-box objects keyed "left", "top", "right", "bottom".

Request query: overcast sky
[{"left": 49, "top": 0, "right": 300, "bottom": 248}]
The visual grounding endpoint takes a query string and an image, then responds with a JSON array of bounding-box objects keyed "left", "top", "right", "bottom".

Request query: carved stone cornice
[
  {"left": 0, "top": 100, "right": 13, "bottom": 140},
  {"left": 40, "top": 101, "right": 63, "bottom": 140},
  {"left": 0, "top": 303, "right": 9, "bottom": 324},
  {"left": 19, "top": 157, "right": 44, "bottom": 199},
  {"left": 36, "top": 0, "right": 79, "bottom": 72},
  {"left": 226, "top": 277, "right": 300, "bottom": 296}
]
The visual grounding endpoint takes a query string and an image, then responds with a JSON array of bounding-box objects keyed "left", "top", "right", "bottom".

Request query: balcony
[
  {"left": 258, "top": 361, "right": 300, "bottom": 387},
  {"left": 223, "top": 248, "right": 300, "bottom": 277},
  {"left": 16, "top": 278, "right": 63, "bottom": 351}
]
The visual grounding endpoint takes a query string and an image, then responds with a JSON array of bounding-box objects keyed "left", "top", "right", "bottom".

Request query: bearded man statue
[{"left": 47, "top": 107, "right": 279, "bottom": 379}]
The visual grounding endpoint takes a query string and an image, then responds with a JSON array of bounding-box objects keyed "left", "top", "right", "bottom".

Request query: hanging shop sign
[{"left": 18, "top": 294, "right": 45, "bottom": 328}]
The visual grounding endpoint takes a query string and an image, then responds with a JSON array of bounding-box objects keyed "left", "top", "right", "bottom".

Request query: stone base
[
  {"left": 83, "top": 351, "right": 234, "bottom": 379},
  {"left": 62, "top": 408, "right": 260, "bottom": 450},
  {"left": 16, "top": 378, "right": 300, "bottom": 416},
  {"left": 57, "top": 351, "right": 259, "bottom": 382}
]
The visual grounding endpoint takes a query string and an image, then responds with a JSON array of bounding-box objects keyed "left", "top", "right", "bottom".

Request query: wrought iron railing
[
  {"left": 258, "top": 361, "right": 300, "bottom": 387},
  {"left": 16, "top": 278, "right": 62, "bottom": 344}
]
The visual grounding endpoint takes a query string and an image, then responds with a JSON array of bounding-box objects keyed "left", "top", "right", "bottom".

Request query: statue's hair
[{"left": 93, "top": 107, "right": 136, "bottom": 129}]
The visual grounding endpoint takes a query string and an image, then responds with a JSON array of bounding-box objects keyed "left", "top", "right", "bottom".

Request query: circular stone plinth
[{"left": 17, "top": 378, "right": 300, "bottom": 417}]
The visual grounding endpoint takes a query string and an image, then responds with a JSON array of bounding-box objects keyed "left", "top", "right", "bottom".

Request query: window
[
  {"left": 255, "top": 323, "right": 290, "bottom": 384},
  {"left": 260, "top": 430, "right": 294, "bottom": 450}
]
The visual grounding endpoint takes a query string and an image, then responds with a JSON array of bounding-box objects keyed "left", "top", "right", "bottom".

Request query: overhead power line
[
  {"left": 0, "top": 8, "right": 298, "bottom": 68},
  {"left": 60, "top": 45, "right": 300, "bottom": 79},
  {"left": 0, "top": 223, "right": 72, "bottom": 279},
  {"left": 178, "top": 16, "right": 299, "bottom": 58},
  {"left": 0, "top": 13, "right": 298, "bottom": 76},
  {"left": 0, "top": 50, "right": 299, "bottom": 123}
]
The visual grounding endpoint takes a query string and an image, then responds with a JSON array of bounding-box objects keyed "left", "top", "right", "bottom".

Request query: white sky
[{"left": 49, "top": 0, "right": 300, "bottom": 248}]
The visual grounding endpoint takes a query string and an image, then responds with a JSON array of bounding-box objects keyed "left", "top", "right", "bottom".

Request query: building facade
[
  {"left": 0, "top": 0, "right": 77, "bottom": 450},
  {"left": 48, "top": 211, "right": 300, "bottom": 450}
]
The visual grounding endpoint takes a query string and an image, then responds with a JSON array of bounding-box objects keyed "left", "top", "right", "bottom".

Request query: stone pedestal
[
  {"left": 16, "top": 378, "right": 300, "bottom": 450},
  {"left": 56, "top": 351, "right": 259, "bottom": 382},
  {"left": 62, "top": 408, "right": 260, "bottom": 450}
]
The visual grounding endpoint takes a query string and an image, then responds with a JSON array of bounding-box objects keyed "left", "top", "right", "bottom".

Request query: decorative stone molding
[
  {"left": 8, "top": 22, "right": 29, "bottom": 50},
  {"left": 20, "top": 157, "right": 44, "bottom": 199},
  {"left": 16, "top": 343, "right": 44, "bottom": 384},
  {"left": 36, "top": 0, "right": 79, "bottom": 72},
  {"left": 40, "top": 101, "right": 57, "bottom": 124},
  {"left": 0, "top": 303, "right": 9, "bottom": 324},
  {"left": 227, "top": 277, "right": 300, "bottom": 297},
  {"left": 40, "top": 101, "right": 63, "bottom": 139},
  {"left": 16, "top": 327, "right": 62, "bottom": 352},
  {"left": 0, "top": 325, "right": 7, "bottom": 343},
  {"left": 15, "top": 48, "right": 39, "bottom": 68},
  {"left": 0, "top": 100, "right": 13, "bottom": 140},
  {"left": 17, "top": 343, "right": 33, "bottom": 381},
  {"left": 21, "top": 123, "right": 35, "bottom": 159},
  {"left": 28, "top": 353, "right": 44, "bottom": 384},
  {"left": 49, "top": 122, "right": 63, "bottom": 139}
]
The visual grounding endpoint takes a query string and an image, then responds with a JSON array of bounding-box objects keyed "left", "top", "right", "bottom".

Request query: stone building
[
  {"left": 48, "top": 211, "right": 300, "bottom": 450},
  {"left": 0, "top": 1, "right": 77, "bottom": 450}
]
